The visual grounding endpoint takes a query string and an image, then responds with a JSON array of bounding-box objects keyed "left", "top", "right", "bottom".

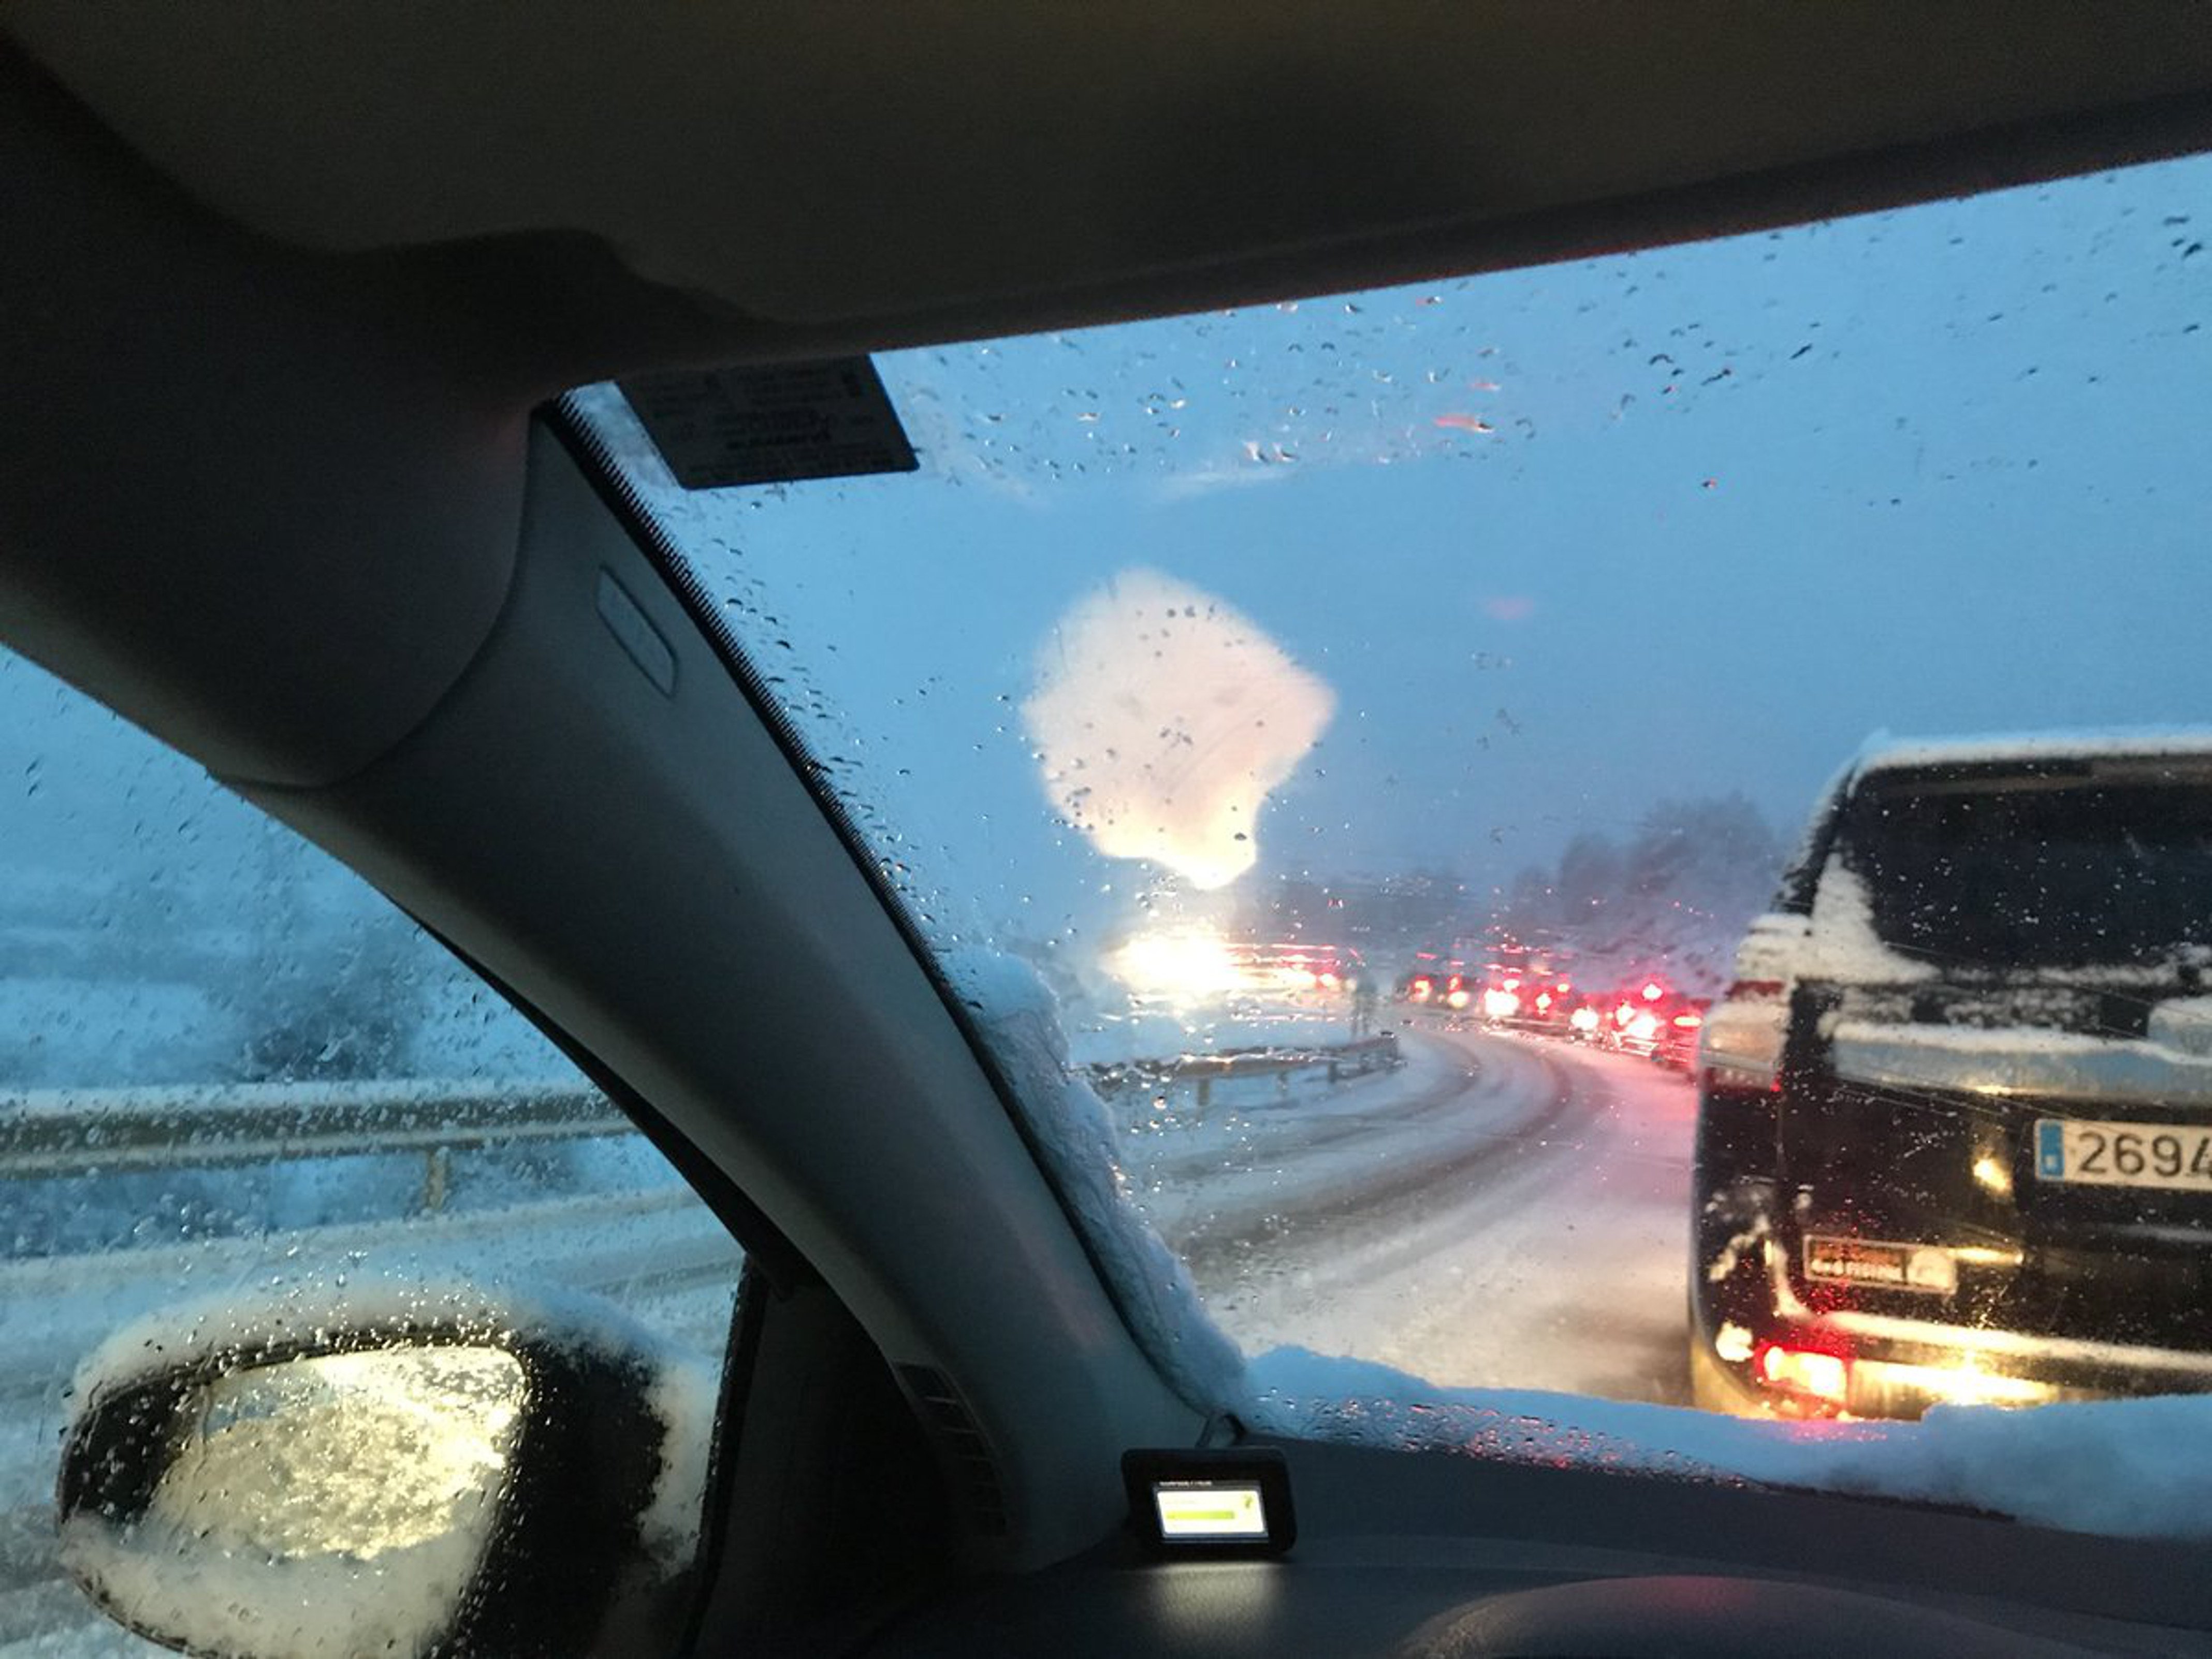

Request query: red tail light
[
  {"left": 1671, "top": 1012, "right": 1704, "bottom": 1029},
  {"left": 1755, "top": 1343, "right": 1850, "bottom": 1406}
]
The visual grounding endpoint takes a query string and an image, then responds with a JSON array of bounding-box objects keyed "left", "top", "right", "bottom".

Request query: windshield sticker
[{"left": 619, "top": 358, "right": 916, "bottom": 489}]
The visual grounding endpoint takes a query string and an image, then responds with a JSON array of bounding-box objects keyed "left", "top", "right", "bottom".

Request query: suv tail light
[{"left": 1755, "top": 1342, "right": 1850, "bottom": 1407}]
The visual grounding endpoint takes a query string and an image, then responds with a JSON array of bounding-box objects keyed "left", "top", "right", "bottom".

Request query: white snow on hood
[{"left": 1247, "top": 1345, "right": 2212, "bottom": 1541}]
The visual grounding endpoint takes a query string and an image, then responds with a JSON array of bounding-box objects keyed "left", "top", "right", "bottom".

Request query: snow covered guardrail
[
  {"left": 0, "top": 1079, "right": 631, "bottom": 1209},
  {"left": 1085, "top": 1034, "right": 1403, "bottom": 1106},
  {"left": 0, "top": 1041, "right": 1405, "bottom": 1199}
]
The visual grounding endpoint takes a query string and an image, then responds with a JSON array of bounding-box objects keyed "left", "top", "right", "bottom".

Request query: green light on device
[{"left": 1153, "top": 1481, "right": 1267, "bottom": 1540}]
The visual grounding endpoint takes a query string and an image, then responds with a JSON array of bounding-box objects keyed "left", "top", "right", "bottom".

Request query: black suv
[{"left": 1691, "top": 733, "right": 2212, "bottom": 1418}]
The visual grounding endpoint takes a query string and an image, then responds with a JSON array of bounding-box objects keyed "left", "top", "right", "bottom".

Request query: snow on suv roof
[{"left": 1852, "top": 726, "right": 2212, "bottom": 777}]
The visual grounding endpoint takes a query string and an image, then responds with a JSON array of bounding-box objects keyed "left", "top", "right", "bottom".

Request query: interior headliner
[{"left": 12, "top": 3, "right": 2212, "bottom": 355}]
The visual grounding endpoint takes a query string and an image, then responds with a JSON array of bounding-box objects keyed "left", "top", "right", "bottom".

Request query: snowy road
[{"left": 1124, "top": 1023, "right": 1700, "bottom": 1408}]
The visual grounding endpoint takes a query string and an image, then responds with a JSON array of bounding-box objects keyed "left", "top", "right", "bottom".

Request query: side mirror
[{"left": 56, "top": 1284, "right": 715, "bottom": 1658}]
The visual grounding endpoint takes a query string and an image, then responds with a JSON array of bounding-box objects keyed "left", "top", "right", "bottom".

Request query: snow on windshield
[{"left": 571, "top": 150, "right": 2212, "bottom": 1534}]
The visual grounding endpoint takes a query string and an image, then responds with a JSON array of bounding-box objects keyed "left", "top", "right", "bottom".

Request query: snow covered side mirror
[{"left": 55, "top": 1286, "right": 713, "bottom": 1658}]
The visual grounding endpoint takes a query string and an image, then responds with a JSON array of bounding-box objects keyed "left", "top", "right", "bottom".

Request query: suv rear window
[{"left": 1841, "top": 772, "right": 2212, "bottom": 969}]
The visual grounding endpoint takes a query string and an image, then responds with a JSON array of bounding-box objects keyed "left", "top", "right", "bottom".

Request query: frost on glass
[
  {"left": 575, "top": 154, "right": 2212, "bottom": 1529},
  {"left": 63, "top": 1346, "right": 525, "bottom": 1659},
  {"left": 0, "top": 650, "right": 738, "bottom": 1652},
  {"left": 56, "top": 1279, "right": 722, "bottom": 1657}
]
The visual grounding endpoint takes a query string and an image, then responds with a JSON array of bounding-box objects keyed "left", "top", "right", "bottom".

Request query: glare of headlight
[
  {"left": 1481, "top": 988, "right": 1521, "bottom": 1020},
  {"left": 1112, "top": 929, "right": 1242, "bottom": 1000},
  {"left": 1757, "top": 1343, "right": 1849, "bottom": 1405},
  {"left": 1569, "top": 1007, "right": 1599, "bottom": 1033},
  {"left": 1626, "top": 1010, "right": 1662, "bottom": 1043},
  {"left": 1971, "top": 1155, "right": 2012, "bottom": 1196}
]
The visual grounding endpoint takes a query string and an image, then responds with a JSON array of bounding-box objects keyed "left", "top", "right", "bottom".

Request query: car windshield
[
  {"left": 570, "top": 151, "right": 2212, "bottom": 1536},
  {"left": 1842, "top": 772, "right": 2212, "bottom": 971}
]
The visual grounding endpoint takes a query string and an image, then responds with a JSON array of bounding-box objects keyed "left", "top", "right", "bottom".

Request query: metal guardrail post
[{"left": 423, "top": 1145, "right": 453, "bottom": 1213}]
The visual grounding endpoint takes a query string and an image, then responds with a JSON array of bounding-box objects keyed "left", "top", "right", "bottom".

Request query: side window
[{"left": 0, "top": 649, "right": 741, "bottom": 1655}]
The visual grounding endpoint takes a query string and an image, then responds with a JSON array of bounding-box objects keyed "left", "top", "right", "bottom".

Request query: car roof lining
[{"left": 9, "top": 4, "right": 2212, "bottom": 358}]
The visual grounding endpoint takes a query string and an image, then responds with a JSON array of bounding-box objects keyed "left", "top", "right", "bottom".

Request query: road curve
[{"left": 1133, "top": 1024, "right": 1700, "bottom": 1408}]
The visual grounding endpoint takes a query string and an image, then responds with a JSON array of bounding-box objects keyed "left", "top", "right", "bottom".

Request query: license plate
[{"left": 2034, "top": 1119, "right": 2212, "bottom": 1190}]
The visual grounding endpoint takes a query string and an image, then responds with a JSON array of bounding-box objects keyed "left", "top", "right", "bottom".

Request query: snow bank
[
  {"left": 1245, "top": 1346, "right": 2212, "bottom": 1540},
  {"left": 945, "top": 950, "right": 1248, "bottom": 1414}
]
